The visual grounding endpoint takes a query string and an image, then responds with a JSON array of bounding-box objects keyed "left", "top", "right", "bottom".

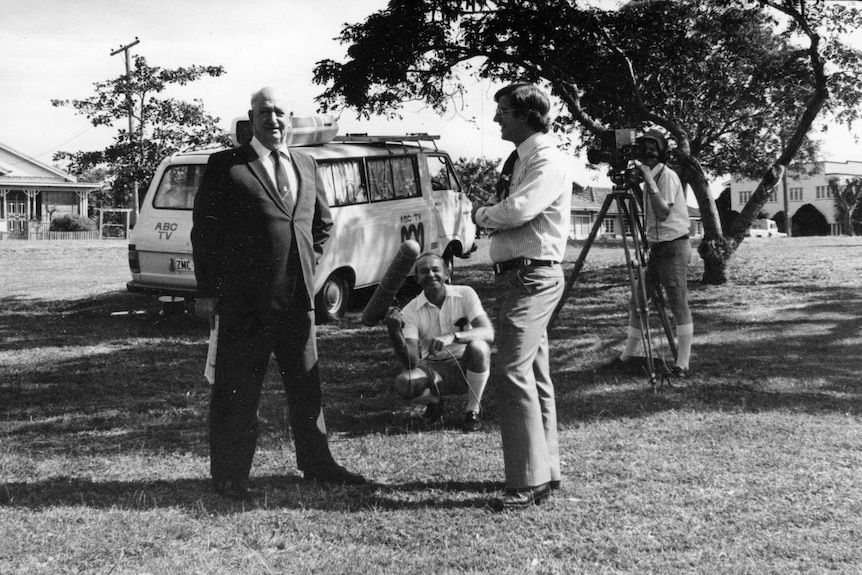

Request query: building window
[
  {"left": 738, "top": 190, "right": 752, "bottom": 204},
  {"left": 789, "top": 187, "right": 803, "bottom": 201},
  {"left": 815, "top": 185, "right": 828, "bottom": 199},
  {"left": 602, "top": 218, "right": 616, "bottom": 235},
  {"left": 571, "top": 214, "right": 591, "bottom": 239},
  {"left": 768, "top": 190, "right": 777, "bottom": 203}
]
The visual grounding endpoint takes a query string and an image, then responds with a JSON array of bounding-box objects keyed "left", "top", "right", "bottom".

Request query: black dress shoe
[
  {"left": 549, "top": 479, "right": 561, "bottom": 491},
  {"left": 303, "top": 462, "right": 366, "bottom": 485},
  {"left": 497, "top": 482, "right": 551, "bottom": 510},
  {"left": 213, "top": 479, "right": 254, "bottom": 502}
]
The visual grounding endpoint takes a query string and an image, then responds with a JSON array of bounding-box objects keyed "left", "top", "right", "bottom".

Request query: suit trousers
[
  {"left": 494, "top": 265, "right": 564, "bottom": 490},
  {"left": 209, "top": 284, "right": 331, "bottom": 484}
]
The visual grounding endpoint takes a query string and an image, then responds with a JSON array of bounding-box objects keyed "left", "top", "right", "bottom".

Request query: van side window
[
  {"left": 318, "top": 160, "right": 367, "bottom": 206},
  {"left": 428, "top": 155, "right": 462, "bottom": 193},
  {"left": 368, "top": 157, "right": 420, "bottom": 202},
  {"left": 153, "top": 165, "right": 206, "bottom": 209}
]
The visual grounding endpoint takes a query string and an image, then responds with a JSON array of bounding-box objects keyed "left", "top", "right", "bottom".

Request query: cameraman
[{"left": 618, "top": 130, "right": 693, "bottom": 378}]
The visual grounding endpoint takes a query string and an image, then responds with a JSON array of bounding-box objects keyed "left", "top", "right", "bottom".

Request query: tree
[
  {"left": 312, "top": 0, "right": 862, "bottom": 283},
  {"left": 773, "top": 210, "right": 788, "bottom": 234},
  {"left": 829, "top": 177, "right": 862, "bottom": 236},
  {"left": 52, "top": 55, "right": 230, "bottom": 210},
  {"left": 454, "top": 156, "right": 502, "bottom": 237},
  {"left": 715, "top": 187, "right": 738, "bottom": 233},
  {"left": 792, "top": 203, "right": 830, "bottom": 236},
  {"left": 453, "top": 156, "right": 501, "bottom": 198}
]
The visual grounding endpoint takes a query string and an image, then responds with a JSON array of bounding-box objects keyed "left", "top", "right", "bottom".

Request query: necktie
[
  {"left": 272, "top": 150, "right": 294, "bottom": 212},
  {"left": 495, "top": 150, "right": 519, "bottom": 201}
]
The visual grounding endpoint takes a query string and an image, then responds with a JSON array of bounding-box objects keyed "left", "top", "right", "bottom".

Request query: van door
[
  {"left": 367, "top": 155, "right": 430, "bottom": 279},
  {"left": 423, "top": 153, "right": 475, "bottom": 260}
]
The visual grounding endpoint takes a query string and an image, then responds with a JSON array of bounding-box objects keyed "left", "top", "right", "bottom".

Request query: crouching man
[{"left": 384, "top": 253, "right": 494, "bottom": 432}]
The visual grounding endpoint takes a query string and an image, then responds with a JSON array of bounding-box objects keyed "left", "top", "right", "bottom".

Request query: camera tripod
[{"left": 551, "top": 183, "right": 677, "bottom": 389}]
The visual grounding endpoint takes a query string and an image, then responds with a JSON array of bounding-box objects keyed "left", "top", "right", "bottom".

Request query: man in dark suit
[{"left": 192, "top": 86, "right": 365, "bottom": 501}]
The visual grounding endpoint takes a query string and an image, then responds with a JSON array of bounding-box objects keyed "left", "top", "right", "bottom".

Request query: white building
[
  {"left": 730, "top": 160, "right": 862, "bottom": 235},
  {"left": 0, "top": 141, "right": 100, "bottom": 239}
]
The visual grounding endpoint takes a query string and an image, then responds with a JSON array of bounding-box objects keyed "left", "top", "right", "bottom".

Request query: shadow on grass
[
  {"left": 2, "top": 270, "right": 861, "bottom": 461},
  {"left": 0, "top": 475, "right": 504, "bottom": 513}
]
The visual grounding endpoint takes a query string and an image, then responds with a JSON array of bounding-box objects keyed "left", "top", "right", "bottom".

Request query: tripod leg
[
  {"left": 625, "top": 197, "right": 676, "bottom": 360},
  {"left": 616, "top": 194, "right": 659, "bottom": 387},
  {"left": 550, "top": 194, "right": 616, "bottom": 329},
  {"left": 649, "top": 282, "right": 678, "bottom": 361}
]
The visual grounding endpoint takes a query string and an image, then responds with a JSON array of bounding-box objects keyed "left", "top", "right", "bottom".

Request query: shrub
[{"left": 50, "top": 215, "right": 96, "bottom": 232}]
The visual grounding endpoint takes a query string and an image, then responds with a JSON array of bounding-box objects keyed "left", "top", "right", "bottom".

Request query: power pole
[
  {"left": 111, "top": 37, "right": 141, "bottom": 222},
  {"left": 782, "top": 167, "right": 791, "bottom": 237}
]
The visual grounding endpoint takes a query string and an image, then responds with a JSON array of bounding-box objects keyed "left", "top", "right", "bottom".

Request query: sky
[{"left": 2, "top": 0, "right": 860, "bottom": 191}]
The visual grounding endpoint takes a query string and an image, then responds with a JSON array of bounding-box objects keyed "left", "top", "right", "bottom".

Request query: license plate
[{"left": 171, "top": 258, "right": 195, "bottom": 272}]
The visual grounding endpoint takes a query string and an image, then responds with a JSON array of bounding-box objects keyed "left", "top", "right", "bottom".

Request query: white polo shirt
[
  {"left": 401, "top": 284, "right": 487, "bottom": 361},
  {"left": 644, "top": 163, "right": 690, "bottom": 243}
]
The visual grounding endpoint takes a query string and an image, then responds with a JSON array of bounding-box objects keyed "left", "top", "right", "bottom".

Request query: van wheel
[{"left": 315, "top": 273, "right": 350, "bottom": 322}]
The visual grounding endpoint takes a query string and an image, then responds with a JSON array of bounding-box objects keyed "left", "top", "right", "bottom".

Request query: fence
[
  {"left": 1, "top": 221, "right": 114, "bottom": 241},
  {"left": 27, "top": 230, "right": 101, "bottom": 240}
]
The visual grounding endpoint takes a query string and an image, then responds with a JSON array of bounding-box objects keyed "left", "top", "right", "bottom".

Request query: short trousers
[
  {"left": 422, "top": 356, "right": 469, "bottom": 396},
  {"left": 647, "top": 235, "right": 691, "bottom": 290}
]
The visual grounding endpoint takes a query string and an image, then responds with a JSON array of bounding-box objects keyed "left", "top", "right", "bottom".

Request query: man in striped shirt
[{"left": 473, "top": 83, "right": 572, "bottom": 510}]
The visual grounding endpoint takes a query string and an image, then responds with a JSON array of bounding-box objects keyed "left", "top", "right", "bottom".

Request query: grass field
[{"left": 1, "top": 237, "right": 861, "bottom": 574}]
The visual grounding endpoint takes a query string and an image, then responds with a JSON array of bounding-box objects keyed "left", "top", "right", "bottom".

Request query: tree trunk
[
  {"left": 728, "top": 163, "right": 784, "bottom": 242},
  {"left": 676, "top": 154, "right": 736, "bottom": 285}
]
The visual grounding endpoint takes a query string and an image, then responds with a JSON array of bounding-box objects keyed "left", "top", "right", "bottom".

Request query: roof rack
[{"left": 333, "top": 133, "right": 440, "bottom": 152}]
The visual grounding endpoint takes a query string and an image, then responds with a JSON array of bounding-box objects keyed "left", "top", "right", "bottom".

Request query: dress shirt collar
[
  {"left": 514, "top": 131, "right": 546, "bottom": 161},
  {"left": 250, "top": 136, "right": 288, "bottom": 162},
  {"left": 414, "top": 284, "right": 461, "bottom": 309}
]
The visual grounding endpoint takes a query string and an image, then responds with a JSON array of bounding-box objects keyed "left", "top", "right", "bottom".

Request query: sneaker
[
  {"left": 601, "top": 357, "right": 646, "bottom": 375},
  {"left": 669, "top": 365, "right": 690, "bottom": 379},
  {"left": 462, "top": 411, "right": 481, "bottom": 432},
  {"left": 422, "top": 399, "right": 444, "bottom": 422}
]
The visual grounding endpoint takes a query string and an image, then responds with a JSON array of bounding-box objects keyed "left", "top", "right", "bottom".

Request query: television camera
[{"left": 586, "top": 128, "right": 641, "bottom": 187}]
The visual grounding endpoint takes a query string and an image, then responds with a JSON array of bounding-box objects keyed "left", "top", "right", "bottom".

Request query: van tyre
[{"left": 315, "top": 273, "right": 350, "bottom": 323}]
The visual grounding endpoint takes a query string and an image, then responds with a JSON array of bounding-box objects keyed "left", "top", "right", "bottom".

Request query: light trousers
[{"left": 494, "top": 265, "right": 564, "bottom": 489}]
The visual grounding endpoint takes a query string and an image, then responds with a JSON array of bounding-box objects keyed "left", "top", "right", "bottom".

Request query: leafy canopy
[
  {"left": 52, "top": 56, "right": 230, "bottom": 209},
  {"left": 314, "top": 0, "right": 862, "bottom": 181}
]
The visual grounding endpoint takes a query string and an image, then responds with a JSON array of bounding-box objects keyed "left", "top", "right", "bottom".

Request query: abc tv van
[{"left": 126, "top": 116, "right": 477, "bottom": 322}]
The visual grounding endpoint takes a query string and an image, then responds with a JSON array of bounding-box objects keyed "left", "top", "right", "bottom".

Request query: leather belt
[
  {"left": 493, "top": 258, "right": 559, "bottom": 274},
  {"left": 651, "top": 234, "right": 690, "bottom": 248}
]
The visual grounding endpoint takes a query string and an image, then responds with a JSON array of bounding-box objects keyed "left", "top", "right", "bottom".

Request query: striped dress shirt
[{"left": 475, "top": 132, "right": 572, "bottom": 263}]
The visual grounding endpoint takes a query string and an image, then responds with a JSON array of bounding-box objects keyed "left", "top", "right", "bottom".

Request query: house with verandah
[{"left": 0, "top": 141, "right": 101, "bottom": 239}]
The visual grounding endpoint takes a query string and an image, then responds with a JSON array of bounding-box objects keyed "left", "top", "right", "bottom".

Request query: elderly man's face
[{"left": 249, "top": 89, "right": 290, "bottom": 150}]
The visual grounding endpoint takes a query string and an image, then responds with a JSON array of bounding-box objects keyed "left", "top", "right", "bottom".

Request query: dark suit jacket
[{"left": 191, "top": 143, "right": 332, "bottom": 315}]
